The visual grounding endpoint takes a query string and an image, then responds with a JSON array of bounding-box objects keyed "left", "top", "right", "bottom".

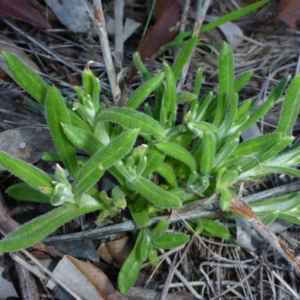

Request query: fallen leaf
[
  {"left": 127, "top": 0, "right": 181, "bottom": 82},
  {"left": 0, "top": 127, "right": 55, "bottom": 171},
  {"left": 97, "top": 235, "right": 134, "bottom": 267},
  {"left": 0, "top": 0, "right": 51, "bottom": 29},
  {"left": 0, "top": 37, "right": 40, "bottom": 79},
  {"left": 278, "top": 0, "right": 300, "bottom": 29},
  {"left": 54, "top": 239, "right": 100, "bottom": 262},
  {"left": 45, "top": 0, "right": 92, "bottom": 33},
  {"left": 0, "top": 266, "right": 19, "bottom": 299},
  {"left": 46, "top": 255, "right": 121, "bottom": 300}
]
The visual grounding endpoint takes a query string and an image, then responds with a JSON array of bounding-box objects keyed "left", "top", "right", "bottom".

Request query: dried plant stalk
[
  {"left": 92, "top": 0, "right": 121, "bottom": 105},
  {"left": 229, "top": 197, "right": 300, "bottom": 273}
]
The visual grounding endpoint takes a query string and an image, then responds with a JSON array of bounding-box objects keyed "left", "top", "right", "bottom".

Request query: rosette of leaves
[{"left": 1, "top": 36, "right": 300, "bottom": 293}]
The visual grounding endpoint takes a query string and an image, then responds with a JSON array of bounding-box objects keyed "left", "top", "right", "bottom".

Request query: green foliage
[
  {"left": 200, "top": 0, "right": 270, "bottom": 33},
  {"left": 2, "top": 27, "right": 300, "bottom": 293}
]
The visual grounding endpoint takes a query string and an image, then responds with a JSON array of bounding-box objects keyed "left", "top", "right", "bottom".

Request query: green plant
[{"left": 2, "top": 36, "right": 300, "bottom": 293}]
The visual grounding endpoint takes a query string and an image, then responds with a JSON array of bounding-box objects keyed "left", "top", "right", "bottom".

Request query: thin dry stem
[
  {"left": 114, "top": 0, "right": 124, "bottom": 69},
  {"left": 90, "top": 0, "right": 121, "bottom": 105},
  {"left": 177, "top": 0, "right": 211, "bottom": 91}
]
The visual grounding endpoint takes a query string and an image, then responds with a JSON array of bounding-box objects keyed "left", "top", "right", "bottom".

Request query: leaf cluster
[{"left": 2, "top": 30, "right": 300, "bottom": 293}]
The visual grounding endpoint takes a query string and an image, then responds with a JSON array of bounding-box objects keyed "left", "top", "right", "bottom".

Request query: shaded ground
[{"left": 1, "top": 0, "right": 300, "bottom": 299}]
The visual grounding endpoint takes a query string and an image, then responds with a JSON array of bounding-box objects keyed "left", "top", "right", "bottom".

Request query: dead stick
[
  {"left": 92, "top": 0, "right": 121, "bottom": 106},
  {"left": 229, "top": 197, "right": 300, "bottom": 273}
]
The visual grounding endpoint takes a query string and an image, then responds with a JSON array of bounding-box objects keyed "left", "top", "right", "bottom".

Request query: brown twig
[
  {"left": 90, "top": 0, "right": 121, "bottom": 106},
  {"left": 229, "top": 197, "right": 300, "bottom": 273}
]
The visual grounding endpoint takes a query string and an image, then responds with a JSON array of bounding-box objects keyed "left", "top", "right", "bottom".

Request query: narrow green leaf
[
  {"left": 74, "top": 129, "right": 139, "bottom": 197},
  {"left": 111, "top": 186, "right": 127, "bottom": 209},
  {"left": 133, "top": 52, "right": 152, "bottom": 80},
  {"left": 118, "top": 230, "right": 145, "bottom": 293},
  {"left": 200, "top": 0, "right": 270, "bottom": 33},
  {"left": 147, "top": 243, "right": 159, "bottom": 266},
  {"left": 221, "top": 92, "right": 239, "bottom": 135},
  {"left": 250, "top": 166, "right": 300, "bottom": 178},
  {"left": 129, "top": 203, "right": 150, "bottom": 227},
  {"left": 277, "top": 74, "right": 300, "bottom": 135},
  {"left": 193, "top": 68, "right": 202, "bottom": 96},
  {"left": 251, "top": 191, "right": 300, "bottom": 213},
  {"left": 257, "top": 211, "right": 279, "bottom": 225},
  {"left": 156, "top": 163, "right": 178, "bottom": 188},
  {"left": 176, "top": 91, "right": 197, "bottom": 103},
  {"left": 126, "top": 72, "right": 164, "bottom": 109},
  {"left": 0, "top": 203, "right": 102, "bottom": 253},
  {"left": 61, "top": 123, "right": 103, "bottom": 156},
  {"left": 143, "top": 147, "right": 166, "bottom": 177},
  {"left": 139, "top": 230, "right": 149, "bottom": 261},
  {"left": 234, "top": 71, "right": 253, "bottom": 92},
  {"left": 156, "top": 141, "right": 196, "bottom": 171},
  {"left": 234, "top": 133, "right": 282, "bottom": 156},
  {"left": 213, "top": 135, "right": 239, "bottom": 169},
  {"left": 233, "top": 136, "right": 294, "bottom": 175},
  {"left": 128, "top": 177, "right": 182, "bottom": 208},
  {"left": 213, "top": 42, "right": 234, "bottom": 127},
  {"left": 172, "top": 36, "right": 197, "bottom": 81},
  {"left": 82, "top": 66, "right": 101, "bottom": 112},
  {"left": 238, "top": 76, "right": 289, "bottom": 133},
  {"left": 6, "top": 183, "right": 50, "bottom": 203},
  {"left": 94, "top": 121, "right": 110, "bottom": 145},
  {"left": 0, "top": 150, "right": 53, "bottom": 190},
  {"left": 45, "top": 86, "right": 78, "bottom": 177},
  {"left": 194, "top": 92, "right": 213, "bottom": 121},
  {"left": 188, "top": 121, "right": 219, "bottom": 136},
  {"left": 200, "top": 218, "right": 231, "bottom": 239},
  {"left": 69, "top": 108, "right": 93, "bottom": 133},
  {"left": 220, "top": 170, "right": 238, "bottom": 188},
  {"left": 219, "top": 188, "right": 232, "bottom": 211},
  {"left": 97, "top": 107, "right": 165, "bottom": 137},
  {"left": 264, "top": 143, "right": 300, "bottom": 167},
  {"left": 152, "top": 220, "right": 169, "bottom": 235},
  {"left": 200, "top": 131, "right": 216, "bottom": 175},
  {"left": 235, "top": 99, "right": 253, "bottom": 122},
  {"left": 278, "top": 213, "right": 300, "bottom": 226},
  {"left": 163, "top": 62, "right": 176, "bottom": 118},
  {"left": 152, "top": 233, "right": 189, "bottom": 249},
  {"left": 3, "top": 51, "right": 50, "bottom": 104},
  {"left": 42, "top": 152, "right": 60, "bottom": 162}
]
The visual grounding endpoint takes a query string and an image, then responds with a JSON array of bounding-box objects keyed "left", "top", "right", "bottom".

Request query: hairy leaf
[
  {"left": 126, "top": 72, "right": 164, "bottom": 109},
  {"left": 128, "top": 177, "right": 181, "bottom": 208},
  {"left": 46, "top": 86, "right": 78, "bottom": 177},
  {"left": 156, "top": 141, "right": 196, "bottom": 171},
  {"left": 3, "top": 51, "right": 50, "bottom": 104},
  {"left": 98, "top": 107, "right": 165, "bottom": 137},
  {"left": 277, "top": 74, "right": 300, "bottom": 135},
  {"left": 0, "top": 203, "right": 102, "bottom": 253},
  {"left": 74, "top": 129, "right": 139, "bottom": 197},
  {"left": 0, "top": 150, "right": 53, "bottom": 191}
]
